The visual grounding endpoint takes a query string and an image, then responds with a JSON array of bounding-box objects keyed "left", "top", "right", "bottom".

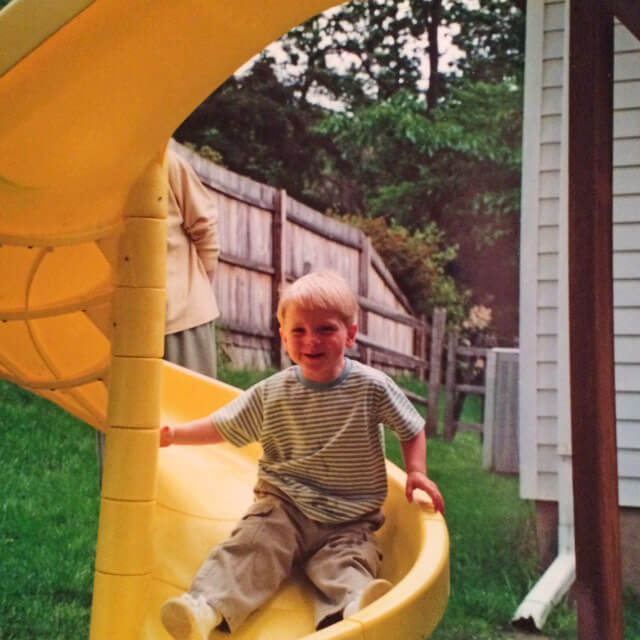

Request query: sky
[{"left": 237, "top": 0, "right": 477, "bottom": 109}]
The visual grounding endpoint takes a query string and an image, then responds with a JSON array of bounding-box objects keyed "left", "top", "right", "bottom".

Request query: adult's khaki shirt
[{"left": 165, "top": 149, "right": 221, "bottom": 335}]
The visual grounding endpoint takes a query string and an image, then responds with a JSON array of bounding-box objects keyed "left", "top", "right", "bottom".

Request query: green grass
[
  {"left": 384, "top": 388, "right": 541, "bottom": 640},
  {"left": 0, "top": 381, "right": 99, "bottom": 640},
  {"left": 217, "top": 365, "right": 276, "bottom": 390},
  {"left": 1, "top": 374, "right": 639, "bottom": 639}
]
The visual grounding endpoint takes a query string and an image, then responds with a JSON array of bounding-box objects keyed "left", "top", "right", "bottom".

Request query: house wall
[{"left": 519, "top": 0, "right": 640, "bottom": 509}]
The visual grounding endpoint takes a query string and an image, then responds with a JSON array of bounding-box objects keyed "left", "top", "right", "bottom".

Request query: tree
[
  {"left": 279, "top": 0, "right": 449, "bottom": 110},
  {"left": 174, "top": 57, "right": 332, "bottom": 209},
  {"left": 316, "top": 79, "right": 522, "bottom": 340},
  {"left": 316, "top": 80, "right": 521, "bottom": 227},
  {"left": 447, "top": 0, "right": 526, "bottom": 83}
]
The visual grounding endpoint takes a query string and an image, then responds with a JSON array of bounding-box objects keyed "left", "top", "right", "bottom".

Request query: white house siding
[{"left": 520, "top": 0, "right": 640, "bottom": 507}]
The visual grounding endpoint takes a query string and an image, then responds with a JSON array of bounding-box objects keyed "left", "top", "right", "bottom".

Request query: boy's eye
[
  {"left": 292, "top": 328, "right": 305, "bottom": 335},
  {"left": 319, "top": 326, "right": 336, "bottom": 334}
]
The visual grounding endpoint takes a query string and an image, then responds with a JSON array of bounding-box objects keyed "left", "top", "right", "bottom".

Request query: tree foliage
[
  {"left": 175, "top": 0, "right": 526, "bottom": 340},
  {"left": 278, "top": 0, "right": 449, "bottom": 109},
  {"left": 334, "top": 213, "right": 469, "bottom": 322},
  {"left": 448, "top": 0, "right": 526, "bottom": 84},
  {"left": 317, "top": 80, "right": 522, "bottom": 239},
  {"left": 175, "top": 58, "right": 332, "bottom": 210}
]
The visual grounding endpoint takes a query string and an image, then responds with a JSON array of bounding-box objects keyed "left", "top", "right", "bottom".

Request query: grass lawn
[
  {"left": 0, "top": 381, "right": 99, "bottom": 640},
  {"left": 1, "top": 373, "right": 639, "bottom": 639}
]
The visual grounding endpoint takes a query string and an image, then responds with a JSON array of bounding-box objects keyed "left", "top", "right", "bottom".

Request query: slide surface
[{"left": 0, "top": 0, "right": 449, "bottom": 638}]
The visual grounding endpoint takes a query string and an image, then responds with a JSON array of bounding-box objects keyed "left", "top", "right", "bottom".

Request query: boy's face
[{"left": 279, "top": 305, "right": 357, "bottom": 383}]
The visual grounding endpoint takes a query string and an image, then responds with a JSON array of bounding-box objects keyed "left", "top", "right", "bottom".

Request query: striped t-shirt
[{"left": 211, "top": 358, "right": 424, "bottom": 524}]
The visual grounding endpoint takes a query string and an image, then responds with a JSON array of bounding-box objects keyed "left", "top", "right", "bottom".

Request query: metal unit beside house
[{"left": 518, "top": 0, "right": 640, "bottom": 622}]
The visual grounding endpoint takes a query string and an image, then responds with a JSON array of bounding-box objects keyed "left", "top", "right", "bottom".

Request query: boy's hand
[
  {"left": 405, "top": 471, "right": 445, "bottom": 515},
  {"left": 160, "top": 425, "right": 174, "bottom": 447}
]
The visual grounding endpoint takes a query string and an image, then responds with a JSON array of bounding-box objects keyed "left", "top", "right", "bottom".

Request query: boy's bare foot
[{"left": 161, "top": 592, "right": 222, "bottom": 640}]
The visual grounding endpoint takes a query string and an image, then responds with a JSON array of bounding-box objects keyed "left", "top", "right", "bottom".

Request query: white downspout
[
  {"left": 511, "top": 450, "right": 575, "bottom": 631},
  {"left": 512, "top": 0, "right": 575, "bottom": 629}
]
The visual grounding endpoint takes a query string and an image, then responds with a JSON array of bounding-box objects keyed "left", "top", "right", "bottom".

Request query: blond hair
[{"left": 277, "top": 271, "right": 359, "bottom": 327}]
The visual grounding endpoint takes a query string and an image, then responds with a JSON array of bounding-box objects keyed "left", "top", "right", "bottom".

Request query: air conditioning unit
[{"left": 483, "top": 348, "right": 519, "bottom": 474}]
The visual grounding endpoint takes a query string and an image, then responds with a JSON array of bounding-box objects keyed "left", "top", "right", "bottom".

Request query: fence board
[
  {"left": 219, "top": 252, "right": 274, "bottom": 275},
  {"left": 458, "top": 422, "right": 483, "bottom": 433},
  {"left": 287, "top": 199, "right": 362, "bottom": 248},
  {"left": 272, "top": 189, "right": 286, "bottom": 367},
  {"left": 359, "top": 236, "right": 372, "bottom": 366},
  {"left": 370, "top": 252, "right": 412, "bottom": 312},
  {"left": 457, "top": 384, "right": 486, "bottom": 394},
  {"left": 443, "top": 332, "right": 458, "bottom": 441},
  {"left": 427, "top": 308, "right": 447, "bottom": 436},
  {"left": 172, "top": 140, "right": 277, "bottom": 210},
  {"left": 357, "top": 334, "right": 428, "bottom": 368}
]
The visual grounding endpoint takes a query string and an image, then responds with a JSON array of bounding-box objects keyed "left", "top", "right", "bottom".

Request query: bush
[{"left": 332, "top": 213, "right": 469, "bottom": 323}]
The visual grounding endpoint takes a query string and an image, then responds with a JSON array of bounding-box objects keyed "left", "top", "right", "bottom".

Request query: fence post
[
  {"left": 359, "top": 234, "right": 372, "bottom": 366},
  {"left": 272, "top": 189, "right": 287, "bottom": 368},
  {"left": 414, "top": 314, "right": 427, "bottom": 380},
  {"left": 426, "top": 307, "right": 447, "bottom": 437},
  {"left": 443, "top": 331, "right": 458, "bottom": 441}
]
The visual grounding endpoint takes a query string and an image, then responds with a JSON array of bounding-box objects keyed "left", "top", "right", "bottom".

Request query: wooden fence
[
  {"left": 425, "top": 308, "right": 489, "bottom": 441},
  {"left": 172, "top": 140, "right": 428, "bottom": 376}
]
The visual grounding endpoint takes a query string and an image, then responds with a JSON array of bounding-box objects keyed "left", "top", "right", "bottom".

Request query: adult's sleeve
[{"left": 168, "top": 150, "right": 220, "bottom": 275}]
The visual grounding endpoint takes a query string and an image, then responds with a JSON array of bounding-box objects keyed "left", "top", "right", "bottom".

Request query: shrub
[{"left": 332, "top": 213, "right": 469, "bottom": 324}]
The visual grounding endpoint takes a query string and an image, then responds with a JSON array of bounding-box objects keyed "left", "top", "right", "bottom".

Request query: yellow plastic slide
[{"left": 0, "top": 0, "right": 449, "bottom": 638}]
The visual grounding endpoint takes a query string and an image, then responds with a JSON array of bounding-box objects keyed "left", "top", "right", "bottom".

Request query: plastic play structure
[{"left": 0, "top": 0, "right": 449, "bottom": 638}]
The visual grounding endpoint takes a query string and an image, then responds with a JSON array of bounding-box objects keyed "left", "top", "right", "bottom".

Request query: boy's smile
[{"left": 279, "top": 306, "right": 357, "bottom": 383}]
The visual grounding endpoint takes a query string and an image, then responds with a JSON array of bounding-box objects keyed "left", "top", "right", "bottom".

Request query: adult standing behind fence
[{"left": 164, "top": 147, "right": 221, "bottom": 378}]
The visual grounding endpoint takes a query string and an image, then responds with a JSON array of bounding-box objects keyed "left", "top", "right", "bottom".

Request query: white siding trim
[
  {"left": 519, "top": 0, "right": 546, "bottom": 499},
  {"left": 555, "top": 0, "right": 575, "bottom": 527},
  {"left": 556, "top": 0, "right": 572, "bottom": 460}
]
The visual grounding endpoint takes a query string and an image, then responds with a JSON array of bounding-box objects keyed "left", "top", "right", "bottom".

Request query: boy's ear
[{"left": 346, "top": 323, "right": 358, "bottom": 347}]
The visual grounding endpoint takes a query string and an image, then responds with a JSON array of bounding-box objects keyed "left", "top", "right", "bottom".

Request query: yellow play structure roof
[{"left": 0, "top": 0, "right": 449, "bottom": 638}]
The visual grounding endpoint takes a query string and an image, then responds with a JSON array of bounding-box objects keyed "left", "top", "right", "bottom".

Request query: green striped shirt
[{"left": 212, "top": 358, "right": 423, "bottom": 523}]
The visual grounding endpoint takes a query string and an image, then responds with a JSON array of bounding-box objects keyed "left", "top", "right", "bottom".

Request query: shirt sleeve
[
  {"left": 211, "top": 382, "right": 264, "bottom": 447},
  {"left": 376, "top": 375, "right": 424, "bottom": 441},
  {"left": 168, "top": 150, "right": 220, "bottom": 275}
]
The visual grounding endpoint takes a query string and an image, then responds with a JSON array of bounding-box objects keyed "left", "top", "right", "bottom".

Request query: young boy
[{"left": 160, "top": 270, "right": 444, "bottom": 639}]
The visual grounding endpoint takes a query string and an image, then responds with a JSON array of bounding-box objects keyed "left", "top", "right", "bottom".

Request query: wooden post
[
  {"left": 359, "top": 234, "right": 372, "bottom": 366},
  {"left": 569, "top": 2, "right": 623, "bottom": 638},
  {"left": 415, "top": 314, "right": 427, "bottom": 380},
  {"left": 272, "top": 189, "right": 287, "bottom": 369},
  {"left": 443, "top": 331, "right": 458, "bottom": 441},
  {"left": 426, "top": 307, "right": 446, "bottom": 437}
]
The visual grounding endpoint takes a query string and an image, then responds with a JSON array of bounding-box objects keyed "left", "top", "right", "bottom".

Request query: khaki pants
[{"left": 190, "top": 482, "right": 385, "bottom": 632}]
